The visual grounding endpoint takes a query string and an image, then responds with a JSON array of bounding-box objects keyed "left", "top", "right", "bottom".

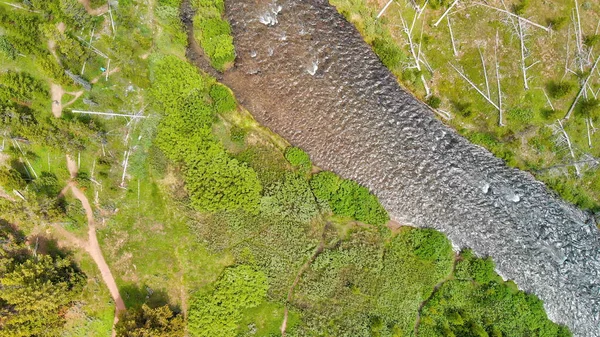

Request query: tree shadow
[{"left": 119, "top": 283, "right": 181, "bottom": 313}]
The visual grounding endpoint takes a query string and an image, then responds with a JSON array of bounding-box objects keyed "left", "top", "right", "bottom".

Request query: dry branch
[
  {"left": 565, "top": 55, "right": 600, "bottom": 119},
  {"left": 448, "top": 16, "right": 458, "bottom": 57},
  {"left": 475, "top": 2, "right": 550, "bottom": 32},
  {"left": 449, "top": 63, "right": 499, "bottom": 110},
  {"left": 434, "top": 0, "right": 459, "bottom": 27},
  {"left": 377, "top": 0, "right": 394, "bottom": 19}
]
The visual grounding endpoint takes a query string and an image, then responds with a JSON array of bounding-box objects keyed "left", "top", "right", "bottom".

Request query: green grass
[{"left": 238, "top": 301, "right": 300, "bottom": 336}]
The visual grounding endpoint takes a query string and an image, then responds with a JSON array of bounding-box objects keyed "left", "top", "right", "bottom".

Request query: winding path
[{"left": 57, "top": 156, "right": 125, "bottom": 337}]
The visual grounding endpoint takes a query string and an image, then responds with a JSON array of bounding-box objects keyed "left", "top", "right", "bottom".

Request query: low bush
[
  {"left": 310, "top": 171, "right": 389, "bottom": 226},
  {"left": 546, "top": 81, "right": 575, "bottom": 99},
  {"left": 188, "top": 265, "right": 268, "bottom": 337},
  {"left": 284, "top": 146, "right": 312, "bottom": 172}
]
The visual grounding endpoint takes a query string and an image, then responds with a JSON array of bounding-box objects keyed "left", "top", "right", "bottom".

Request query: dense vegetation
[
  {"left": 330, "top": 0, "right": 600, "bottom": 213},
  {"left": 191, "top": 0, "right": 236, "bottom": 71},
  {"left": 115, "top": 304, "right": 184, "bottom": 337},
  {"left": 0, "top": 222, "right": 85, "bottom": 337},
  {"left": 0, "top": 0, "right": 572, "bottom": 336}
]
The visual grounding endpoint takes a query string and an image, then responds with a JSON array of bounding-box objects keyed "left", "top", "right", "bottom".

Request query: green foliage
[
  {"left": 372, "top": 37, "right": 404, "bottom": 70},
  {"left": 0, "top": 71, "right": 46, "bottom": 103},
  {"left": 512, "top": 0, "right": 530, "bottom": 15},
  {"left": 260, "top": 172, "right": 318, "bottom": 223},
  {"left": 210, "top": 84, "right": 237, "bottom": 113},
  {"left": 426, "top": 95, "right": 442, "bottom": 109},
  {"left": 187, "top": 265, "right": 268, "bottom": 337},
  {"left": 194, "top": 14, "right": 236, "bottom": 71},
  {"left": 0, "top": 168, "right": 25, "bottom": 191},
  {"left": 576, "top": 98, "right": 600, "bottom": 118},
  {"left": 185, "top": 147, "right": 262, "bottom": 214},
  {"left": 419, "top": 278, "right": 571, "bottom": 337},
  {"left": 309, "top": 170, "right": 342, "bottom": 202},
  {"left": 507, "top": 107, "right": 534, "bottom": 123},
  {"left": 428, "top": 0, "right": 453, "bottom": 10},
  {"left": 151, "top": 56, "right": 262, "bottom": 213},
  {"left": 310, "top": 171, "right": 389, "bottom": 226},
  {"left": 116, "top": 304, "right": 185, "bottom": 337},
  {"left": 547, "top": 16, "right": 568, "bottom": 30},
  {"left": 0, "top": 224, "right": 85, "bottom": 337},
  {"left": 455, "top": 249, "right": 495, "bottom": 284},
  {"left": 0, "top": 36, "right": 17, "bottom": 60},
  {"left": 32, "top": 172, "right": 62, "bottom": 198},
  {"left": 284, "top": 146, "right": 312, "bottom": 172},
  {"left": 546, "top": 80, "right": 575, "bottom": 99},
  {"left": 584, "top": 34, "right": 600, "bottom": 47},
  {"left": 229, "top": 125, "right": 246, "bottom": 143}
]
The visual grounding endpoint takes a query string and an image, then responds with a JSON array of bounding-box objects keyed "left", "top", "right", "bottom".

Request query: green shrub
[
  {"left": 0, "top": 71, "right": 46, "bottom": 103},
  {"left": 540, "top": 108, "right": 560, "bottom": 120},
  {"left": 0, "top": 224, "right": 86, "bottom": 337},
  {"left": 584, "top": 34, "right": 600, "bottom": 47},
  {"left": 310, "top": 171, "right": 389, "bottom": 226},
  {"left": 116, "top": 304, "right": 184, "bottom": 337},
  {"left": 372, "top": 37, "right": 404, "bottom": 70},
  {"left": 0, "top": 168, "right": 25, "bottom": 191},
  {"left": 230, "top": 125, "right": 246, "bottom": 143},
  {"left": 260, "top": 172, "right": 318, "bottom": 223},
  {"left": 546, "top": 81, "right": 575, "bottom": 99},
  {"left": 188, "top": 265, "right": 268, "bottom": 337},
  {"left": 284, "top": 146, "right": 312, "bottom": 171},
  {"left": 194, "top": 15, "right": 236, "bottom": 71},
  {"left": 547, "top": 16, "right": 568, "bottom": 30},
  {"left": 507, "top": 107, "right": 534, "bottom": 123},
  {"left": 185, "top": 147, "right": 262, "bottom": 214},
  {"left": 576, "top": 98, "right": 600, "bottom": 118},
  {"left": 0, "top": 36, "right": 17, "bottom": 60},
  {"left": 427, "top": 95, "right": 442, "bottom": 109},
  {"left": 310, "top": 171, "right": 342, "bottom": 202},
  {"left": 209, "top": 84, "right": 237, "bottom": 113},
  {"left": 512, "top": 0, "right": 530, "bottom": 15}
]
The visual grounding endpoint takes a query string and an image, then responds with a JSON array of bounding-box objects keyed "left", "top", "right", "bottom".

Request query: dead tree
[
  {"left": 565, "top": 55, "right": 600, "bottom": 119},
  {"left": 447, "top": 16, "right": 459, "bottom": 57},
  {"left": 517, "top": 18, "right": 540, "bottom": 89},
  {"left": 555, "top": 119, "right": 581, "bottom": 176},
  {"left": 478, "top": 46, "right": 491, "bottom": 98},
  {"left": 495, "top": 30, "right": 504, "bottom": 126},
  {"left": 377, "top": 0, "right": 394, "bottom": 19},
  {"left": 434, "top": 0, "right": 459, "bottom": 27},
  {"left": 476, "top": 2, "right": 550, "bottom": 32},
  {"left": 399, "top": 10, "right": 431, "bottom": 97},
  {"left": 449, "top": 63, "right": 500, "bottom": 110}
]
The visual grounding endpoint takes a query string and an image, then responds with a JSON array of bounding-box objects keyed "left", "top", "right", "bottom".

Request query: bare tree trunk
[
  {"left": 565, "top": 55, "right": 600, "bottom": 120},
  {"left": 376, "top": 0, "right": 394, "bottom": 19},
  {"left": 587, "top": 118, "right": 592, "bottom": 148},
  {"left": 557, "top": 119, "right": 581, "bottom": 176},
  {"left": 495, "top": 30, "right": 504, "bottom": 126},
  {"left": 449, "top": 63, "right": 500, "bottom": 110},
  {"left": 448, "top": 16, "right": 458, "bottom": 57},
  {"left": 518, "top": 18, "right": 529, "bottom": 89},
  {"left": 542, "top": 88, "right": 555, "bottom": 110},
  {"left": 434, "top": 0, "right": 459, "bottom": 27},
  {"left": 479, "top": 46, "right": 491, "bottom": 98},
  {"left": 476, "top": 2, "right": 550, "bottom": 32}
]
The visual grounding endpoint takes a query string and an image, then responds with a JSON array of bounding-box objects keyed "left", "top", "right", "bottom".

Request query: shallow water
[{"left": 222, "top": 0, "right": 600, "bottom": 334}]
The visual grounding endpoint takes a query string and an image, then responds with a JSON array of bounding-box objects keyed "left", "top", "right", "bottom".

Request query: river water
[{"left": 221, "top": 0, "right": 600, "bottom": 335}]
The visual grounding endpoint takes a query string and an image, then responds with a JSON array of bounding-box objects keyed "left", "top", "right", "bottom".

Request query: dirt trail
[
  {"left": 58, "top": 155, "right": 126, "bottom": 336},
  {"left": 280, "top": 238, "right": 326, "bottom": 336},
  {"left": 77, "top": 0, "right": 108, "bottom": 16},
  {"left": 50, "top": 85, "right": 84, "bottom": 118}
]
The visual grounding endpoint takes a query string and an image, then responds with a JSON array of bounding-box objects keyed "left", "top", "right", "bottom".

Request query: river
[{"left": 220, "top": 0, "right": 600, "bottom": 335}]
